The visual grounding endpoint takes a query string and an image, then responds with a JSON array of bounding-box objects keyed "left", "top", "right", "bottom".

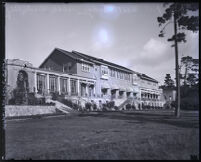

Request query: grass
[{"left": 5, "top": 110, "right": 199, "bottom": 160}]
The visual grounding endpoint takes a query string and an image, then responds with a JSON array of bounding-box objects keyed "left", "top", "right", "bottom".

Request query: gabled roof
[
  {"left": 71, "top": 50, "right": 134, "bottom": 73},
  {"left": 138, "top": 73, "right": 158, "bottom": 83},
  {"left": 39, "top": 47, "right": 159, "bottom": 83},
  {"left": 40, "top": 47, "right": 134, "bottom": 73}
]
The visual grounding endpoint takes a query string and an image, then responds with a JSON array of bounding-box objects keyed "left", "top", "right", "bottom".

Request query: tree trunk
[{"left": 174, "top": 10, "right": 181, "bottom": 118}]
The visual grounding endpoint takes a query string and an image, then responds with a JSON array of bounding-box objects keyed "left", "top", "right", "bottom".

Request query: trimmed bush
[
  {"left": 114, "top": 106, "right": 118, "bottom": 111},
  {"left": 93, "top": 103, "right": 97, "bottom": 110},
  {"left": 131, "top": 105, "right": 136, "bottom": 110},
  {"left": 51, "top": 92, "right": 58, "bottom": 100},
  {"left": 8, "top": 98, "right": 15, "bottom": 105},
  {"left": 85, "top": 102, "right": 92, "bottom": 111},
  {"left": 126, "top": 104, "right": 132, "bottom": 110},
  {"left": 102, "top": 103, "right": 107, "bottom": 111}
]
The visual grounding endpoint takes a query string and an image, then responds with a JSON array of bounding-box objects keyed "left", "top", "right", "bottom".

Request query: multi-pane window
[
  {"left": 37, "top": 74, "right": 46, "bottom": 94},
  {"left": 124, "top": 73, "right": 130, "bottom": 81},
  {"left": 128, "top": 74, "right": 130, "bottom": 81},
  {"left": 60, "top": 78, "right": 68, "bottom": 93},
  {"left": 101, "top": 67, "right": 108, "bottom": 75},
  {"left": 82, "top": 63, "right": 90, "bottom": 72},
  {"left": 49, "top": 75, "right": 57, "bottom": 92},
  {"left": 120, "top": 72, "right": 123, "bottom": 79},
  {"left": 70, "top": 79, "right": 77, "bottom": 95},
  {"left": 110, "top": 68, "right": 115, "bottom": 77},
  {"left": 63, "top": 63, "right": 72, "bottom": 73},
  {"left": 117, "top": 71, "right": 120, "bottom": 79}
]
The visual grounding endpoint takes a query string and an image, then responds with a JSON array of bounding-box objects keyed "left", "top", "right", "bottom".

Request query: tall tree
[
  {"left": 186, "top": 73, "right": 197, "bottom": 87},
  {"left": 157, "top": 3, "right": 199, "bottom": 117},
  {"left": 180, "top": 56, "right": 199, "bottom": 86},
  {"left": 164, "top": 74, "right": 175, "bottom": 88},
  {"left": 180, "top": 56, "right": 193, "bottom": 85}
]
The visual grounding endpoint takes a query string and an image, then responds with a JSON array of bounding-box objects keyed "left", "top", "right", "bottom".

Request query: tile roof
[
  {"left": 56, "top": 48, "right": 134, "bottom": 73},
  {"left": 40, "top": 47, "right": 159, "bottom": 83},
  {"left": 139, "top": 73, "right": 158, "bottom": 83}
]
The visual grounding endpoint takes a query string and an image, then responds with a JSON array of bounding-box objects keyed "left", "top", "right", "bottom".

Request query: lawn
[{"left": 5, "top": 110, "right": 199, "bottom": 160}]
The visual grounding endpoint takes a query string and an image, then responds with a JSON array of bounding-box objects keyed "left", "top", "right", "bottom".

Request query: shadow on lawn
[{"left": 78, "top": 111, "right": 199, "bottom": 129}]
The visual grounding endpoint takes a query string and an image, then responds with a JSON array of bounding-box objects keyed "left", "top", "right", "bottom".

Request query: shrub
[
  {"left": 45, "top": 102, "right": 55, "bottom": 106},
  {"left": 85, "top": 102, "right": 92, "bottom": 111},
  {"left": 8, "top": 98, "right": 15, "bottom": 105},
  {"left": 131, "top": 104, "right": 136, "bottom": 110},
  {"left": 61, "top": 99, "right": 73, "bottom": 107},
  {"left": 72, "top": 102, "right": 79, "bottom": 110},
  {"left": 27, "top": 93, "right": 36, "bottom": 105},
  {"left": 102, "top": 103, "right": 107, "bottom": 111},
  {"left": 93, "top": 103, "right": 97, "bottom": 110},
  {"left": 51, "top": 92, "right": 59, "bottom": 100},
  {"left": 114, "top": 106, "right": 118, "bottom": 111},
  {"left": 109, "top": 101, "right": 115, "bottom": 108},
  {"left": 126, "top": 104, "right": 132, "bottom": 110}
]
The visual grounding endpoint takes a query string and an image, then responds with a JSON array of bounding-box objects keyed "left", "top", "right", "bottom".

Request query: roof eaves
[{"left": 39, "top": 48, "right": 57, "bottom": 68}]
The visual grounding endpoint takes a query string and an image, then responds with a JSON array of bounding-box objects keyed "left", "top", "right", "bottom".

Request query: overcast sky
[{"left": 5, "top": 3, "right": 199, "bottom": 85}]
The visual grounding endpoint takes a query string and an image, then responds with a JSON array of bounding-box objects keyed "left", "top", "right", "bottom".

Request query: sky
[{"left": 5, "top": 3, "right": 199, "bottom": 85}]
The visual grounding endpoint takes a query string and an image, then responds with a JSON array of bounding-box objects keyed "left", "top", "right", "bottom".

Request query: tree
[
  {"left": 181, "top": 56, "right": 193, "bottom": 85},
  {"left": 164, "top": 74, "right": 175, "bottom": 88},
  {"left": 180, "top": 56, "right": 199, "bottom": 86},
  {"left": 157, "top": 3, "right": 199, "bottom": 117},
  {"left": 186, "top": 73, "right": 197, "bottom": 87}
]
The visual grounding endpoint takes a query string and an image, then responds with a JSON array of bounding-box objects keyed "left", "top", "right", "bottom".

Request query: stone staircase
[
  {"left": 46, "top": 98, "right": 75, "bottom": 114},
  {"left": 112, "top": 98, "right": 127, "bottom": 107},
  {"left": 118, "top": 97, "right": 134, "bottom": 110}
]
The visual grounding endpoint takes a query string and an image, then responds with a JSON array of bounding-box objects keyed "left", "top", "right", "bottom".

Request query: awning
[
  {"left": 133, "top": 87, "right": 140, "bottom": 93},
  {"left": 101, "top": 82, "right": 110, "bottom": 89},
  {"left": 111, "top": 84, "right": 119, "bottom": 90},
  {"left": 119, "top": 87, "right": 126, "bottom": 91},
  {"left": 126, "top": 87, "right": 134, "bottom": 92}
]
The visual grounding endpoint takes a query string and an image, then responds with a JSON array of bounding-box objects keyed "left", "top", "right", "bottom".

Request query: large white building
[{"left": 5, "top": 48, "right": 165, "bottom": 109}]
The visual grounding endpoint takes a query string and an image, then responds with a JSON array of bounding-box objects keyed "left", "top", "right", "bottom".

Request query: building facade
[{"left": 5, "top": 48, "right": 165, "bottom": 109}]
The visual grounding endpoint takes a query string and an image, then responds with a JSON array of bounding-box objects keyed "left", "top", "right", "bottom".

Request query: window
[
  {"left": 63, "top": 63, "right": 72, "bottom": 73},
  {"left": 49, "top": 76, "right": 57, "bottom": 92},
  {"left": 124, "top": 73, "right": 130, "bottom": 81},
  {"left": 128, "top": 74, "right": 130, "bottom": 81},
  {"left": 110, "top": 68, "right": 115, "bottom": 77},
  {"left": 120, "top": 72, "right": 123, "bottom": 79},
  {"left": 101, "top": 67, "right": 108, "bottom": 75},
  {"left": 70, "top": 79, "right": 77, "bottom": 95},
  {"left": 60, "top": 78, "right": 68, "bottom": 93},
  {"left": 82, "top": 63, "right": 90, "bottom": 72},
  {"left": 117, "top": 71, "right": 120, "bottom": 79},
  {"left": 37, "top": 74, "right": 46, "bottom": 94}
]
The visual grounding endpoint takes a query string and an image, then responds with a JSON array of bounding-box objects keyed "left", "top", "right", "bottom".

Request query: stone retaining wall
[{"left": 5, "top": 105, "right": 57, "bottom": 117}]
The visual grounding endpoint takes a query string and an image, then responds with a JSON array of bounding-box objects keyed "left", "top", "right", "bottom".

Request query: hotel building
[{"left": 5, "top": 48, "right": 165, "bottom": 109}]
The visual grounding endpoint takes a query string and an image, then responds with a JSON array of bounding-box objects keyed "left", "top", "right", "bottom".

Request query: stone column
[
  {"left": 139, "top": 90, "right": 142, "bottom": 110},
  {"left": 115, "top": 90, "right": 119, "bottom": 99},
  {"left": 86, "top": 83, "right": 89, "bottom": 97},
  {"left": 68, "top": 78, "right": 71, "bottom": 96},
  {"left": 77, "top": 79, "right": 80, "bottom": 96},
  {"left": 58, "top": 76, "right": 61, "bottom": 95},
  {"left": 34, "top": 72, "right": 38, "bottom": 93},
  {"left": 93, "top": 83, "right": 96, "bottom": 97},
  {"left": 46, "top": 74, "right": 50, "bottom": 94}
]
